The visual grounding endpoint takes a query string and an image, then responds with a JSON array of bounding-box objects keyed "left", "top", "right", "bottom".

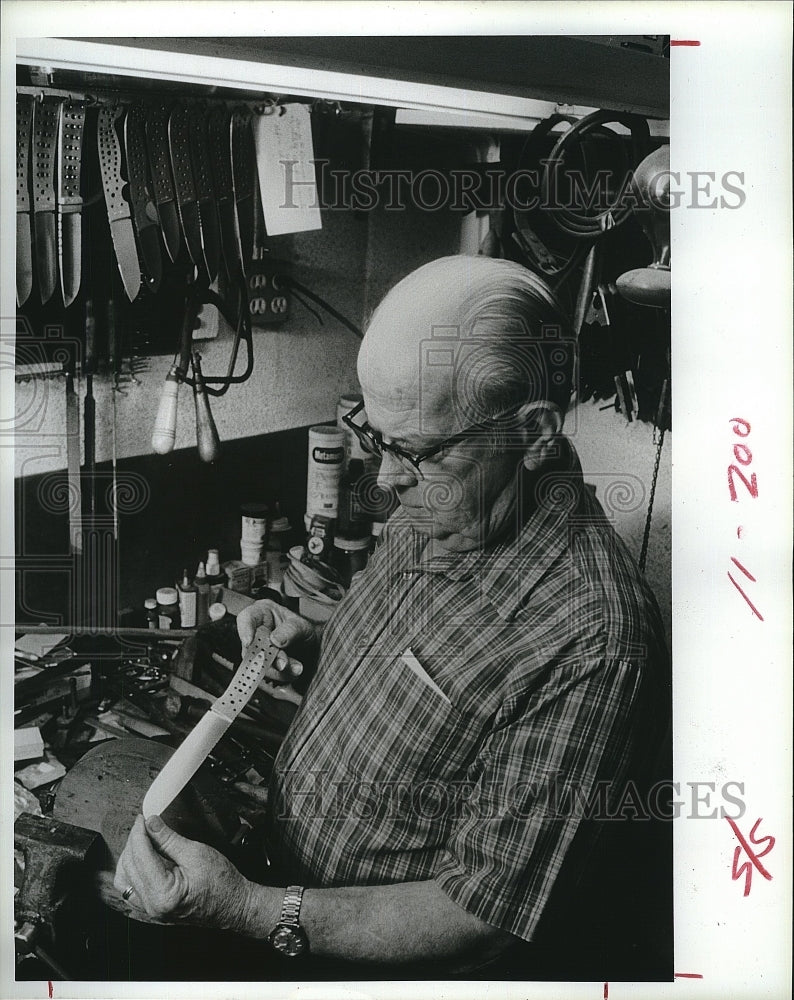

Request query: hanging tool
[
  {"left": 143, "top": 626, "right": 280, "bottom": 817},
  {"left": 230, "top": 107, "right": 256, "bottom": 273},
  {"left": 97, "top": 105, "right": 142, "bottom": 302},
  {"left": 168, "top": 103, "right": 209, "bottom": 283},
  {"left": 123, "top": 103, "right": 162, "bottom": 294},
  {"left": 151, "top": 283, "right": 198, "bottom": 455},
  {"left": 207, "top": 104, "right": 243, "bottom": 284},
  {"left": 16, "top": 93, "right": 35, "bottom": 307},
  {"left": 32, "top": 96, "right": 61, "bottom": 304},
  {"left": 144, "top": 102, "right": 182, "bottom": 263},
  {"left": 188, "top": 104, "right": 222, "bottom": 285},
  {"left": 83, "top": 298, "right": 97, "bottom": 516},
  {"left": 191, "top": 351, "right": 221, "bottom": 463},
  {"left": 56, "top": 100, "right": 86, "bottom": 308},
  {"left": 64, "top": 369, "right": 83, "bottom": 555}
]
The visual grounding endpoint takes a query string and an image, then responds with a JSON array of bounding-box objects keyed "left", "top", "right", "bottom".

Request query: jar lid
[
  {"left": 271, "top": 516, "right": 291, "bottom": 532},
  {"left": 156, "top": 587, "right": 178, "bottom": 605},
  {"left": 144, "top": 598, "right": 157, "bottom": 610},
  {"left": 208, "top": 603, "right": 227, "bottom": 621},
  {"left": 334, "top": 535, "right": 370, "bottom": 552},
  {"left": 241, "top": 502, "right": 268, "bottom": 518}
]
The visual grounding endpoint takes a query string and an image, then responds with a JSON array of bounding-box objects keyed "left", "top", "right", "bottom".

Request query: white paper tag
[
  {"left": 252, "top": 104, "right": 322, "bottom": 236},
  {"left": 401, "top": 648, "right": 451, "bottom": 704}
]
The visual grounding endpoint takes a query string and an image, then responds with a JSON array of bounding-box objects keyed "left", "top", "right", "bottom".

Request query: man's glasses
[{"left": 342, "top": 400, "right": 520, "bottom": 481}]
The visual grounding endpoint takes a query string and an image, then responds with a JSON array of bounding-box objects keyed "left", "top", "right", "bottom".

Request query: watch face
[
  {"left": 270, "top": 924, "right": 308, "bottom": 957},
  {"left": 307, "top": 535, "right": 325, "bottom": 556}
]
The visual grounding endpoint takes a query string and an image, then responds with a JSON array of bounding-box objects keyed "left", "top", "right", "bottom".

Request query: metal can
[{"left": 306, "top": 425, "right": 344, "bottom": 519}]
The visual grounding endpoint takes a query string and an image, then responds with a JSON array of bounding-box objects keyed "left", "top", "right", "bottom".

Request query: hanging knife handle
[
  {"left": 32, "top": 96, "right": 60, "bottom": 213},
  {"left": 57, "top": 101, "right": 86, "bottom": 210},
  {"left": 191, "top": 352, "right": 221, "bottom": 464}
]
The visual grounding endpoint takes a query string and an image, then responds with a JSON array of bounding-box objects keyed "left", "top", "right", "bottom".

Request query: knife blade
[
  {"left": 207, "top": 105, "right": 244, "bottom": 283},
  {"left": 142, "top": 627, "right": 279, "bottom": 817},
  {"left": 188, "top": 105, "right": 221, "bottom": 285},
  {"left": 144, "top": 103, "right": 182, "bottom": 264},
  {"left": 56, "top": 100, "right": 86, "bottom": 308},
  {"left": 231, "top": 109, "right": 256, "bottom": 274},
  {"left": 32, "top": 96, "right": 61, "bottom": 304},
  {"left": 17, "top": 94, "right": 35, "bottom": 307},
  {"left": 168, "top": 103, "right": 208, "bottom": 283},
  {"left": 124, "top": 104, "right": 162, "bottom": 293},
  {"left": 97, "top": 105, "right": 141, "bottom": 302}
]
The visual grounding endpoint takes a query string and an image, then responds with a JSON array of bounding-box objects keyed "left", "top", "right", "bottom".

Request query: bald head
[{"left": 357, "top": 256, "right": 572, "bottom": 437}]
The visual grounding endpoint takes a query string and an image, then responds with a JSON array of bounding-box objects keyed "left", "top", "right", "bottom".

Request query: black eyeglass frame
[{"left": 342, "top": 399, "right": 523, "bottom": 478}]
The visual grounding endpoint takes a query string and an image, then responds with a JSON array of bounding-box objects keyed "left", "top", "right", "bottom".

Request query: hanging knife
[
  {"left": 124, "top": 104, "right": 162, "bottom": 294},
  {"left": 231, "top": 109, "right": 256, "bottom": 274},
  {"left": 207, "top": 105, "right": 243, "bottom": 283},
  {"left": 187, "top": 105, "right": 221, "bottom": 285},
  {"left": 145, "top": 103, "right": 182, "bottom": 264},
  {"left": 98, "top": 105, "right": 141, "bottom": 302},
  {"left": 16, "top": 93, "right": 35, "bottom": 306},
  {"left": 32, "top": 96, "right": 61, "bottom": 304},
  {"left": 56, "top": 100, "right": 86, "bottom": 308},
  {"left": 168, "top": 103, "right": 208, "bottom": 283}
]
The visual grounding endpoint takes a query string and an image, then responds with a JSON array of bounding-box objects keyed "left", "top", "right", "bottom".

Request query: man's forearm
[{"left": 236, "top": 879, "right": 514, "bottom": 967}]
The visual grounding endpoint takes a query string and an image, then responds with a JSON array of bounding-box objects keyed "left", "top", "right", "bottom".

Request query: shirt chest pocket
[{"left": 342, "top": 651, "right": 480, "bottom": 783}]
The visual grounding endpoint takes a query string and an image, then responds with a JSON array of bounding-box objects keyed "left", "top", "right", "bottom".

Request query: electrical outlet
[{"left": 246, "top": 262, "right": 290, "bottom": 327}]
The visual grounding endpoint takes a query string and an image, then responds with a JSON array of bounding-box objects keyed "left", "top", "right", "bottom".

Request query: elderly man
[{"left": 116, "top": 256, "right": 670, "bottom": 980}]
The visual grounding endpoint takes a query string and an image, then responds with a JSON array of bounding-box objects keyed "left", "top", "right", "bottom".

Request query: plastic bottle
[
  {"left": 194, "top": 562, "right": 210, "bottom": 626},
  {"left": 177, "top": 569, "right": 197, "bottom": 628},
  {"left": 205, "top": 548, "right": 225, "bottom": 603},
  {"left": 332, "top": 534, "right": 370, "bottom": 589},
  {"left": 156, "top": 587, "right": 179, "bottom": 629},
  {"left": 144, "top": 597, "right": 158, "bottom": 630},
  {"left": 337, "top": 458, "right": 371, "bottom": 538}
]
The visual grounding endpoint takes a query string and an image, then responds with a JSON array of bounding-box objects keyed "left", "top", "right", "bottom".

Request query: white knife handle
[
  {"left": 142, "top": 626, "right": 280, "bottom": 817},
  {"left": 151, "top": 366, "right": 180, "bottom": 454}
]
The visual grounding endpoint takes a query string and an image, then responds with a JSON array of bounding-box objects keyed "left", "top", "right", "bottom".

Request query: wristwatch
[{"left": 268, "top": 885, "right": 309, "bottom": 957}]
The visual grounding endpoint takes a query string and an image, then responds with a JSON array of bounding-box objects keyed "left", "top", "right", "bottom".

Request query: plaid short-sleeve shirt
[{"left": 267, "top": 439, "right": 669, "bottom": 943}]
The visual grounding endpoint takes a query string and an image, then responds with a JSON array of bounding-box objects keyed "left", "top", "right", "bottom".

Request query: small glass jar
[
  {"left": 155, "top": 587, "right": 179, "bottom": 629},
  {"left": 144, "top": 597, "right": 158, "bottom": 630},
  {"left": 332, "top": 535, "right": 370, "bottom": 589}
]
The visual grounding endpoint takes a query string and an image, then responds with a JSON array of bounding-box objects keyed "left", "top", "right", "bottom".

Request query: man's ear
[{"left": 518, "top": 401, "right": 564, "bottom": 471}]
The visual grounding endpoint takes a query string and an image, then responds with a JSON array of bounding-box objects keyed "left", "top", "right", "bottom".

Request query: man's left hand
[{"left": 114, "top": 814, "right": 252, "bottom": 932}]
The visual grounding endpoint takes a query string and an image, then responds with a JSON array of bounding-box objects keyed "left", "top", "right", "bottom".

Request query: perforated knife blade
[
  {"left": 124, "top": 104, "right": 162, "bottom": 293},
  {"left": 57, "top": 100, "right": 87, "bottom": 308},
  {"left": 32, "top": 96, "right": 61, "bottom": 304},
  {"left": 168, "top": 103, "right": 208, "bottom": 283},
  {"left": 16, "top": 94, "right": 35, "bottom": 306},
  {"left": 145, "top": 103, "right": 182, "bottom": 264},
  {"left": 142, "top": 628, "right": 279, "bottom": 817},
  {"left": 98, "top": 105, "right": 141, "bottom": 302}
]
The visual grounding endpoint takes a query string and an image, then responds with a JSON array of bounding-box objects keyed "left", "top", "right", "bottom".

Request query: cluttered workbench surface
[{"left": 13, "top": 604, "right": 306, "bottom": 981}]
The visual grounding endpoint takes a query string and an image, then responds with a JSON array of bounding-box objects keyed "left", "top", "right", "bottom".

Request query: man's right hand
[{"left": 236, "top": 599, "right": 316, "bottom": 701}]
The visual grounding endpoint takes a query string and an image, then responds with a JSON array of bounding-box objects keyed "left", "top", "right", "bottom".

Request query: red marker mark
[
  {"left": 727, "top": 816, "right": 775, "bottom": 896},
  {"left": 603, "top": 982, "right": 609, "bottom": 999},
  {"left": 736, "top": 525, "right": 744, "bottom": 539},
  {"left": 675, "top": 973, "right": 704, "bottom": 979},
  {"left": 48, "top": 983, "right": 53, "bottom": 999},
  {"left": 670, "top": 40, "right": 701, "bottom": 46},
  {"left": 727, "top": 565, "right": 764, "bottom": 620}
]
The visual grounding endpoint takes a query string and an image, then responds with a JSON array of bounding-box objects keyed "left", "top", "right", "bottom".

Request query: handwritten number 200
[{"left": 728, "top": 417, "right": 758, "bottom": 501}]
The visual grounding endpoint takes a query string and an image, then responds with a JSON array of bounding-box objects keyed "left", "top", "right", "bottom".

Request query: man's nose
[{"left": 376, "top": 451, "right": 418, "bottom": 489}]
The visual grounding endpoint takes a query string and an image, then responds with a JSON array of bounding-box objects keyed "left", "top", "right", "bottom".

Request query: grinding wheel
[{"left": 54, "top": 737, "right": 239, "bottom": 919}]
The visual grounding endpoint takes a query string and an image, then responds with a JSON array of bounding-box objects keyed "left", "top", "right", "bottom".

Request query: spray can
[{"left": 306, "top": 425, "right": 344, "bottom": 519}]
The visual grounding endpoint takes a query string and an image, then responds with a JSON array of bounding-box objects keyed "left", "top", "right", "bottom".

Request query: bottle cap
[
  {"left": 156, "top": 587, "right": 178, "bottom": 606},
  {"left": 208, "top": 603, "right": 227, "bottom": 621},
  {"left": 206, "top": 549, "right": 221, "bottom": 574},
  {"left": 180, "top": 569, "right": 192, "bottom": 587},
  {"left": 195, "top": 561, "right": 206, "bottom": 579},
  {"left": 144, "top": 598, "right": 157, "bottom": 610}
]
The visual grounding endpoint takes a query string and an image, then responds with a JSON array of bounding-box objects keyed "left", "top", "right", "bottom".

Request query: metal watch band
[{"left": 280, "top": 885, "right": 305, "bottom": 927}]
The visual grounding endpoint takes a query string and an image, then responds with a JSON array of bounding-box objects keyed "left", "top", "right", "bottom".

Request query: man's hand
[
  {"left": 237, "top": 599, "right": 317, "bottom": 703},
  {"left": 113, "top": 815, "right": 255, "bottom": 932}
]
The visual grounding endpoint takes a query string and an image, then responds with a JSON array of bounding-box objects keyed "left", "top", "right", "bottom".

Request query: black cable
[{"left": 284, "top": 278, "right": 363, "bottom": 340}]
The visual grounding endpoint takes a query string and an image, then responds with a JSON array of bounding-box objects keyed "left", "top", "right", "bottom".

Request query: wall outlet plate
[{"left": 246, "top": 262, "right": 290, "bottom": 327}]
